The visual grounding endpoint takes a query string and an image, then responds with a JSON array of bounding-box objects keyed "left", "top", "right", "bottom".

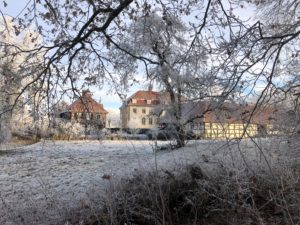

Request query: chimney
[
  {"left": 148, "top": 83, "right": 153, "bottom": 92},
  {"left": 82, "top": 89, "right": 91, "bottom": 97}
]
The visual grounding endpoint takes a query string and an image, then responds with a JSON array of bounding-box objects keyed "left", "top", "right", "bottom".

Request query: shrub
[{"left": 75, "top": 165, "right": 299, "bottom": 225}]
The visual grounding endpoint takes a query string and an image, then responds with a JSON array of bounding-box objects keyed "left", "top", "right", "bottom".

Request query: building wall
[
  {"left": 119, "top": 99, "right": 276, "bottom": 138},
  {"left": 266, "top": 124, "right": 280, "bottom": 135},
  {"left": 187, "top": 121, "right": 205, "bottom": 136},
  {"left": 121, "top": 105, "right": 158, "bottom": 129},
  {"left": 69, "top": 112, "right": 107, "bottom": 128},
  {"left": 204, "top": 122, "right": 258, "bottom": 139}
]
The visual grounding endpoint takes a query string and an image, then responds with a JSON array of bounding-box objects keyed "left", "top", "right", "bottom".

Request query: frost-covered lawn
[{"left": 0, "top": 138, "right": 297, "bottom": 225}]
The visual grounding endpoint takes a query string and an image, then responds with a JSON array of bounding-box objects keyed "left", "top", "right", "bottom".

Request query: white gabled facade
[{"left": 120, "top": 90, "right": 160, "bottom": 129}]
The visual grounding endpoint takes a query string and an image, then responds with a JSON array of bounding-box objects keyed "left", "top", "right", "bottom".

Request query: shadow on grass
[{"left": 0, "top": 139, "right": 38, "bottom": 156}]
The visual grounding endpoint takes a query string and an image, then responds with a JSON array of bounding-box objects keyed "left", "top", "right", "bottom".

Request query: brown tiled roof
[
  {"left": 125, "top": 90, "right": 187, "bottom": 107},
  {"left": 245, "top": 106, "right": 279, "bottom": 124},
  {"left": 197, "top": 102, "right": 278, "bottom": 125},
  {"left": 159, "top": 100, "right": 280, "bottom": 125},
  {"left": 131, "top": 90, "right": 160, "bottom": 100},
  {"left": 67, "top": 91, "right": 108, "bottom": 114},
  {"left": 126, "top": 90, "right": 160, "bottom": 106}
]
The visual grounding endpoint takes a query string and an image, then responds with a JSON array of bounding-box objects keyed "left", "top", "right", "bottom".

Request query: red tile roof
[
  {"left": 126, "top": 90, "right": 160, "bottom": 106},
  {"left": 125, "top": 90, "right": 186, "bottom": 107},
  {"left": 67, "top": 91, "right": 108, "bottom": 114},
  {"left": 159, "top": 100, "right": 280, "bottom": 125},
  {"left": 186, "top": 101, "right": 279, "bottom": 125},
  {"left": 131, "top": 90, "right": 160, "bottom": 100}
]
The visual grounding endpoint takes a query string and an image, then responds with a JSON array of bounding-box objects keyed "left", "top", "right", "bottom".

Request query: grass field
[{"left": 0, "top": 137, "right": 299, "bottom": 225}]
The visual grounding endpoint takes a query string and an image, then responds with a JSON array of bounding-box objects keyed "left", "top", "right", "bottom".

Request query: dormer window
[
  {"left": 147, "top": 100, "right": 151, "bottom": 104},
  {"left": 132, "top": 99, "right": 137, "bottom": 104}
]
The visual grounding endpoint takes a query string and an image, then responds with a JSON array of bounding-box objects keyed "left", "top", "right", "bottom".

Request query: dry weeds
[{"left": 71, "top": 164, "right": 299, "bottom": 225}]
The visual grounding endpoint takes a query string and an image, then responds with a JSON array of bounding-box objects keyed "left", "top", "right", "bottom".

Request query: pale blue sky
[
  {"left": 1, "top": 0, "right": 151, "bottom": 109},
  {"left": 1, "top": 0, "right": 22, "bottom": 17},
  {"left": 1, "top": 1, "right": 261, "bottom": 110}
]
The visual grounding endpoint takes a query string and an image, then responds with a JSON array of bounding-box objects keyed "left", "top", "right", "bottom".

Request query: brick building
[{"left": 60, "top": 90, "right": 108, "bottom": 129}]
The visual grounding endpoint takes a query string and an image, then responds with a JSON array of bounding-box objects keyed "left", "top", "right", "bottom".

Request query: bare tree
[
  {"left": 0, "top": 0, "right": 299, "bottom": 141},
  {"left": 110, "top": 10, "right": 210, "bottom": 147}
]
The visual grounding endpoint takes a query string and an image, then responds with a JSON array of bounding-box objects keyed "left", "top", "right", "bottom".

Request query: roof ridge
[{"left": 67, "top": 93, "right": 108, "bottom": 113}]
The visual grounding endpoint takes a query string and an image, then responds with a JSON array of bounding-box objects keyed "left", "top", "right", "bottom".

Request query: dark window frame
[{"left": 149, "top": 118, "right": 153, "bottom": 125}]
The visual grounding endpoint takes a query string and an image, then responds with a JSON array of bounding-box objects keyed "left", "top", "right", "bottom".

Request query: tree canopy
[{"left": 0, "top": 0, "right": 299, "bottom": 144}]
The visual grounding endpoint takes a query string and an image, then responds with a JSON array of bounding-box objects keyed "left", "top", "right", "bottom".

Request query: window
[
  {"left": 190, "top": 123, "right": 194, "bottom": 130},
  {"left": 133, "top": 108, "right": 137, "bottom": 113},
  {"left": 142, "top": 108, "right": 146, "bottom": 114},
  {"left": 142, "top": 118, "right": 146, "bottom": 125},
  {"left": 132, "top": 99, "right": 137, "bottom": 104},
  {"left": 149, "top": 118, "right": 153, "bottom": 125},
  {"left": 97, "top": 114, "right": 100, "bottom": 119},
  {"left": 147, "top": 100, "right": 151, "bottom": 104}
]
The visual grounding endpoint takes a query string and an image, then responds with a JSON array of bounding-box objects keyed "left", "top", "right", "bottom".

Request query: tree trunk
[
  {"left": 176, "top": 124, "right": 185, "bottom": 148},
  {"left": 175, "top": 89, "right": 185, "bottom": 148}
]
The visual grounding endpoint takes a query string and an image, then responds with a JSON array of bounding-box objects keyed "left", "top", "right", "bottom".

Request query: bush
[
  {"left": 51, "top": 120, "right": 93, "bottom": 140},
  {"left": 136, "top": 129, "right": 151, "bottom": 135},
  {"left": 74, "top": 165, "right": 299, "bottom": 225}
]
